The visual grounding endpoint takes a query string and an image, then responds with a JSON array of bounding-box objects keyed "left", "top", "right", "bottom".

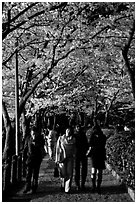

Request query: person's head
[
  {"left": 66, "top": 127, "right": 73, "bottom": 137},
  {"left": 93, "top": 118, "right": 102, "bottom": 134},
  {"left": 47, "top": 125, "right": 52, "bottom": 130},
  {"left": 93, "top": 117, "right": 100, "bottom": 126},
  {"left": 87, "top": 123, "right": 91, "bottom": 128},
  {"left": 75, "top": 124, "right": 80, "bottom": 132},
  {"left": 31, "top": 126, "right": 36, "bottom": 140},
  {"left": 56, "top": 124, "right": 59, "bottom": 129}
]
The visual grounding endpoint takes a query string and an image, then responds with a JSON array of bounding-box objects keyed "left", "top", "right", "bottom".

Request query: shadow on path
[{"left": 3, "top": 156, "right": 132, "bottom": 202}]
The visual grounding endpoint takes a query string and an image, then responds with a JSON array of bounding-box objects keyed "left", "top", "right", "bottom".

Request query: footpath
[{"left": 4, "top": 155, "right": 134, "bottom": 202}]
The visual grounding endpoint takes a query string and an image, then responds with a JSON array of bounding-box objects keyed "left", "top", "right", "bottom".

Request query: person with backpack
[{"left": 55, "top": 127, "right": 76, "bottom": 194}]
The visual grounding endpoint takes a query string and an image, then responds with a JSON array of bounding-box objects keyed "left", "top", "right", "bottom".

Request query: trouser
[
  {"left": 48, "top": 145, "right": 53, "bottom": 158},
  {"left": 25, "top": 161, "right": 41, "bottom": 191},
  {"left": 44, "top": 139, "right": 48, "bottom": 154},
  {"left": 48, "top": 141, "right": 56, "bottom": 159},
  {"left": 59, "top": 157, "right": 74, "bottom": 193},
  {"left": 91, "top": 167, "right": 103, "bottom": 189},
  {"left": 75, "top": 156, "right": 87, "bottom": 187}
]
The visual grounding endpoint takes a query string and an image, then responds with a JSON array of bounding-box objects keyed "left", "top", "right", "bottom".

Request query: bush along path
[
  {"left": 106, "top": 130, "right": 135, "bottom": 192},
  {"left": 106, "top": 163, "right": 135, "bottom": 201},
  {"left": 8, "top": 154, "right": 133, "bottom": 202}
]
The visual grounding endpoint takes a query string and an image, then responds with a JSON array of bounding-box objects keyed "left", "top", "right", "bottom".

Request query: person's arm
[
  {"left": 86, "top": 146, "right": 92, "bottom": 156},
  {"left": 86, "top": 131, "right": 94, "bottom": 156},
  {"left": 55, "top": 136, "right": 61, "bottom": 163},
  {"left": 94, "top": 131, "right": 106, "bottom": 150},
  {"left": 73, "top": 137, "right": 76, "bottom": 157}
]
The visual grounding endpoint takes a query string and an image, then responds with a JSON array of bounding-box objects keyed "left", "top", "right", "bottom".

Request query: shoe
[
  {"left": 76, "top": 186, "right": 80, "bottom": 191},
  {"left": 91, "top": 180, "right": 96, "bottom": 193},
  {"left": 32, "top": 187, "right": 37, "bottom": 194},
  {"left": 60, "top": 186, "right": 64, "bottom": 191},
  {"left": 23, "top": 187, "right": 31, "bottom": 194},
  {"left": 65, "top": 191, "right": 70, "bottom": 194},
  {"left": 91, "top": 187, "right": 96, "bottom": 193},
  {"left": 81, "top": 185, "right": 86, "bottom": 191},
  {"left": 97, "top": 187, "right": 101, "bottom": 194},
  {"left": 32, "top": 181, "right": 38, "bottom": 194},
  {"left": 32, "top": 189, "right": 36, "bottom": 194}
]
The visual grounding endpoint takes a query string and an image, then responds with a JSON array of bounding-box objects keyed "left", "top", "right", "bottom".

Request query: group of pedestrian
[
  {"left": 23, "top": 117, "right": 107, "bottom": 195},
  {"left": 55, "top": 118, "right": 107, "bottom": 194}
]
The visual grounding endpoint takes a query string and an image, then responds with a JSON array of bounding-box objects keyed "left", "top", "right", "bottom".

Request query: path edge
[{"left": 105, "top": 162, "right": 135, "bottom": 202}]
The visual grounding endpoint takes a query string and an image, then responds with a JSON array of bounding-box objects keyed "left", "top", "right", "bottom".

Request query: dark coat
[
  {"left": 74, "top": 128, "right": 89, "bottom": 158},
  {"left": 88, "top": 124, "right": 106, "bottom": 169},
  {"left": 24, "top": 136, "right": 44, "bottom": 166}
]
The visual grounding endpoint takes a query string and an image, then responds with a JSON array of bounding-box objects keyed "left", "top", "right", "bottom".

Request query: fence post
[
  {"left": 11, "top": 155, "right": 17, "bottom": 184},
  {"left": 22, "top": 150, "right": 26, "bottom": 178},
  {"left": 17, "top": 152, "right": 22, "bottom": 182},
  {"left": 121, "top": 155, "right": 126, "bottom": 172},
  {"left": 15, "top": 39, "right": 20, "bottom": 157},
  {"left": 2, "top": 160, "right": 11, "bottom": 192}
]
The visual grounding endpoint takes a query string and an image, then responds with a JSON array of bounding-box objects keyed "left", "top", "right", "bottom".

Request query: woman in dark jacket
[{"left": 86, "top": 120, "right": 106, "bottom": 194}]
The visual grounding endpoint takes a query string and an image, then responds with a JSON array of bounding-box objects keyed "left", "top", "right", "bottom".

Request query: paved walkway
[{"left": 4, "top": 155, "right": 133, "bottom": 202}]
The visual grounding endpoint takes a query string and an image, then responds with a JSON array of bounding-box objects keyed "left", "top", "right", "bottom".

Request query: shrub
[{"left": 106, "top": 129, "right": 135, "bottom": 190}]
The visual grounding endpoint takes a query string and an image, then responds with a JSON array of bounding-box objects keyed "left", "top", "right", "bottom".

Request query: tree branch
[
  {"left": 10, "top": 3, "right": 38, "bottom": 24},
  {"left": 122, "top": 20, "right": 135, "bottom": 98},
  {"left": 51, "top": 65, "right": 89, "bottom": 94},
  {"left": 3, "top": 39, "right": 38, "bottom": 66},
  {"left": 2, "top": 2, "right": 68, "bottom": 40}
]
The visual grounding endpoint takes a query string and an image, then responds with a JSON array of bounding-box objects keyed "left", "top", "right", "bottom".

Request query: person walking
[
  {"left": 74, "top": 124, "right": 88, "bottom": 191},
  {"left": 55, "top": 127, "right": 76, "bottom": 194},
  {"left": 46, "top": 126, "right": 57, "bottom": 159},
  {"left": 23, "top": 126, "right": 44, "bottom": 194},
  {"left": 86, "top": 119, "right": 106, "bottom": 194}
]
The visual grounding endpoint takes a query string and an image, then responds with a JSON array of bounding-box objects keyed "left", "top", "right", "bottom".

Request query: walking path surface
[{"left": 4, "top": 155, "right": 133, "bottom": 202}]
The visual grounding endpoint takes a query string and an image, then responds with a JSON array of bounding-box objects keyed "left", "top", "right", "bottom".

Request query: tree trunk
[
  {"left": 104, "top": 111, "right": 109, "bottom": 127},
  {"left": 53, "top": 114, "right": 56, "bottom": 130},
  {"left": 22, "top": 110, "right": 27, "bottom": 140},
  {"left": 104, "top": 90, "right": 119, "bottom": 127},
  {"left": 2, "top": 101, "right": 15, "bottom": 161},
  {"left": 21, "top": 110, "right": 31, "bottom": 149},
  {"left": 122, "top": 21, "right": 135, "bottom": 99},
  {"left": 122, "top": 51, "right": 135, "bottom": 98}
]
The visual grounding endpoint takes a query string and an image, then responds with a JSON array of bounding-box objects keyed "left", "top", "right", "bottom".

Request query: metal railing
[{"left": 2, "top": 151, "right": 26, "bottom": 193}]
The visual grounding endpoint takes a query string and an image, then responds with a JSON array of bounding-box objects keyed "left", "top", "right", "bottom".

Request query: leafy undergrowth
[{"left": 106, "top": 129, "right": 135, "bottom": 190}]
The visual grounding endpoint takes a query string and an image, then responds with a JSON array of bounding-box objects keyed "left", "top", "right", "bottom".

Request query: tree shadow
[
  {"left": 100, "top": 184, "right": 127, "bottom": 195},
  {"left": 74, "top": 183, "right": 127, "bottom": 195},
  {"left": 3, "top": 181, "right": 128, "bottom": 202}
]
